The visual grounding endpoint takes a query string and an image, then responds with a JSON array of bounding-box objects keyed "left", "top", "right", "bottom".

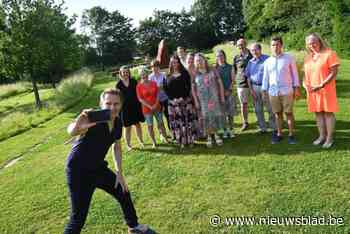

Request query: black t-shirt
[
  {"left": 66, "top": 116, "right": 123, "bottom": 170},
  {"left": 163, "top": 71, "right": 192, "bottom": 99}
]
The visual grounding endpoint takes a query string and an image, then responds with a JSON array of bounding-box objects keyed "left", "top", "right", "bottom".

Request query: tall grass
[
  {"left": 0, "top": 82, "right": 32, "bottom": 99},
  {"left": 0, "top": 69, "right": 94, "bottom": 141},
  {"left": 55, "top": 68, "right": 94, "bottom": 106}
]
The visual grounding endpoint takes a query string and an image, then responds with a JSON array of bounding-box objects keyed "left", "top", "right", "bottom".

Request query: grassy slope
[
  {"left": 0, "top": 70, "right": 93, "bottom": 142},
  {"left": 0, "top": 47, "right": 349, "bottom": 233}
]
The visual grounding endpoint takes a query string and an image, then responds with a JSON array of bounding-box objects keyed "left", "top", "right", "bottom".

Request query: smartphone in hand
[{"left": 87, "top": 109, "right": 111, "bottom": 123}]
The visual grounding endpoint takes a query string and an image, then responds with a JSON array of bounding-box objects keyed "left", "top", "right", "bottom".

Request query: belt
[{"left": 251, "top": 81, "right": 262, "bottom": 86}]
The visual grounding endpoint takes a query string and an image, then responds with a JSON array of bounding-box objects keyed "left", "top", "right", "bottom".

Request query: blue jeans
[
  {"left": 144, "top": 111, "right": 163, "bottom": 126},
  {"left": 252, "top": 85, "right": 276, "bottom": 131},
  {"left": 64, "top": 166, "right": 138, "bottom": 234}
]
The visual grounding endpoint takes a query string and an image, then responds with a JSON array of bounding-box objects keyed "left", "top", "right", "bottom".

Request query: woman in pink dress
[{"left": 303, "top": 33, "right": 340, "bottom": 149}]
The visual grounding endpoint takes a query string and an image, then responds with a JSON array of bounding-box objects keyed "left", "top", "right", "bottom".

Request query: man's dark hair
[{"left": 271, "top": 36, "right": 283, "bottom": 45}]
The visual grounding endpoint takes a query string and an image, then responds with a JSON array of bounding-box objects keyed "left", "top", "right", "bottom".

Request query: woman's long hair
[
  {"left": 194, "top": 53, "right": 210, "bottom": 74},
  {"left": 305, "top": 33, "right": 328, "bottom": 54},
  {"left": 119, "top": 65, "right": 131, "bottom": 80},
  {"left": 168, "top": 54, "right": 187, "bottom": 76},
  {"left": 214, "top": 49, "right": 228, "bottom": 69}
]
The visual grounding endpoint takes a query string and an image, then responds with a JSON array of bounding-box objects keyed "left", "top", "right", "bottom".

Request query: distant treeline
[
  {"left": 243, "top": 0, "right": 350, "bottom": 57},
  {"left": 0, "top": 0, "right": 349, "bottom": 107}
]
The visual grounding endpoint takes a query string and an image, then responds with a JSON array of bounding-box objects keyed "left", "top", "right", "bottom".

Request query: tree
[
  {"left": 81, "top": 7, "right": 135, "bottom": 69},
  {"left": 137, "top": 10, "right": 194, "bottom": 56},
  {"left": 191, "top": 0, "right": 245, "bottom": 41},
  {"left": 329, "top": 0, "right": 350, "bottom": 57},
  {"left": 81, "top": 6, "right": 109, "bottom": 70},
  {"left": 3, "top": 0, "right": 82, "bottom": 107},
  {"left": 242, "top": 0, "right": 345, "bottom": 52}
]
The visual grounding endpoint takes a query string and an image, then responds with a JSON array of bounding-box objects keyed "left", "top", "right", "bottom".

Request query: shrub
[{"left": 55, "top": 68, "right": 94, "bottom": 106}]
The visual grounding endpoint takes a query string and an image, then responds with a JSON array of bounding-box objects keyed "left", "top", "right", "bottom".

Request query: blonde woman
[
  {"left": 192, "top": 53, "right": 225, "bottom": 147},
  {"left": 303, "top": 33, "right": 340, "bottom": 148},
  {"left": 116, "top": 66, "right": 145, "bottom": 151}
]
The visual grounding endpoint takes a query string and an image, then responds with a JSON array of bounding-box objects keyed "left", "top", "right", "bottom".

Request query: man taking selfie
[{"left": 64, "top": 88, "right": 151, "bottom": 234}]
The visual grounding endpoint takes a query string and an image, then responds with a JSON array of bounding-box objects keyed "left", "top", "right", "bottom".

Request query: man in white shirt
[{"left": 262, "top": 36, "right": 301, "bottom": 144}]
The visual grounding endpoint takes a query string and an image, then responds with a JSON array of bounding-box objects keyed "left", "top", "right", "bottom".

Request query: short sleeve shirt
[
  {"left": 233, "top": 50, "right": 253, "bottom": 88},
  {"left": 136, "top": 81, "right": 160, "bottom": 115},
  {"left": 149, "top": 72, "right": 168, "bottom": 102},
  {"left": 217, "top": 63, "right": 233, "bottom": 91},
  {"left": 303, "top": 49, "right": 340, "bottom": 112},
  {"left": 66, "top": 117, "right": 123, "bottom": 170}
]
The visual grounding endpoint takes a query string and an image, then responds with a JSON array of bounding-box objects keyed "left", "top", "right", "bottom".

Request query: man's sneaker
[
  {"left": 214, "top": 134, "right": 223, "bottom": 146},
  {"left": 226, "top": 129, "right": 235, "bottom": 138},
  {"left": 128, "top": 224, "right": 150, "bottom": 234},
  {"left": 288, "top": 135, "right": 296, "bottom": 145},
  {"left": 271, "top": 134, "right": 282, "bottom": 144},
  {"left": 258, "top": 129, "right": 267, "bottom": 134},
  {"left": 223, "top": 130, "right": 229, "bottom": 139}
]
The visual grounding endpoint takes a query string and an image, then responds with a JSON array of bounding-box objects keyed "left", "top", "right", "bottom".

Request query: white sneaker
[
  {"left": 227, "top": 129, "right": 235, "bottom": 138},
  {"left": 322, "top": 141, "right": 334, "bottom": 149},
  {"left": 126, "top": 145, "right": 133, "bottom": 152},
  {"left": 215, "top": 134, "right": 223, "bottom": 146},
  {"left": 223, "top": 130, "right": 229, "bottom": 139},
  {"left": 128, "top": 224, "right": 149, "bottom": 234},
  {"left": 312, "top": 137, "right": 325, "bottom": 146},
  {"left": 206, "top": 137, "right": 213, "bottom": 148},
  {"left": 160, "top": 135, "right": 169, "bottom": 143}
]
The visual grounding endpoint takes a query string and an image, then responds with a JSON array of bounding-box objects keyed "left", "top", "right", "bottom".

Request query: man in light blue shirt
[
  {"left": 245, "top": 43, "right": 276, "bottom": 134},
  {"left": 262, "top": 36, "right": 301, "bottom": 144}
]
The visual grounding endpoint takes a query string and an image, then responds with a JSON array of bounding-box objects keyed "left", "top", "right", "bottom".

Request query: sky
[{"left": 62, "top": 0, "right": 195, "bottom": 31}]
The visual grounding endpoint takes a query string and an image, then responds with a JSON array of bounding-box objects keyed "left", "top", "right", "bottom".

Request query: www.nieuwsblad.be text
[{"left": 210, "top": 215, "right": 344, "bottom": 227}]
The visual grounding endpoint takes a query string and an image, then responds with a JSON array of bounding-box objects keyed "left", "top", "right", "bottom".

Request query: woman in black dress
[
  {"left": 163, "top": 55, "right": 197, "bottom": 148},
  {"left": 116, "top": 66, "right": 145, "bottom": 151}
]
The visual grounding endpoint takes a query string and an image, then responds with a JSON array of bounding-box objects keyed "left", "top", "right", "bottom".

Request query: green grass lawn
[
  {"left": 0, "top": 70, "right": 94, "bottom": 142},
  {"left": 0, "top": 47, "right": 349, "bottom": 233}
]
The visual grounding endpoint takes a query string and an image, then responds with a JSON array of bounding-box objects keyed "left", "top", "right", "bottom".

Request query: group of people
[
  {"left": 63, "top": 33, "right": 340, "bottom": 233},
  {"left": 116, "top": 34, "right": 340, "bottom": 150}
]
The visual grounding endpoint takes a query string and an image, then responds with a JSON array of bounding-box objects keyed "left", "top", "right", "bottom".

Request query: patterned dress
[
  {"left": 194, "top": 71, "right": 224, "bottom": 133},
  {"left": 163, "top": 71, "right": 197, "bottom": 145}
]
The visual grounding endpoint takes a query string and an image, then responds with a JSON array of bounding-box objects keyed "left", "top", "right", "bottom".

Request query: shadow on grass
[{"left": 138, "top": 120, "right": 350, "bottom": 157}]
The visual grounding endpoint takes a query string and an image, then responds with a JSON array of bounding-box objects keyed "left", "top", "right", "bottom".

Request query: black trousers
[
  {"left": 64, "top": 166, "right": 138, "bottom": 234},
  {"left": 160, "top": 100, "right": 170, "bottom": 129}
]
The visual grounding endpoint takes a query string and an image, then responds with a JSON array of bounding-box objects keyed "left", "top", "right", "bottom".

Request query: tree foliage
[
  {"left": 1, "top": 0, "right": 82, "bottom": 107},
  {"left": 191, "top": 0, "right": 245, "bottom": 40},
  {"left": 81, "top": 7, "right": 135, "bottom": 70},
  {"left": 137, "top": 10, "right": 194, "bottom": 56},
  {"left": 242, "top": 0, "right": 350, "bottom": 56}
]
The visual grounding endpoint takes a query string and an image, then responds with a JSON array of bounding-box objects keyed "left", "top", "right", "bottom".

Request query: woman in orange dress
[{"left": 303, "top": 33, "right": 340, "bottom": 149}]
